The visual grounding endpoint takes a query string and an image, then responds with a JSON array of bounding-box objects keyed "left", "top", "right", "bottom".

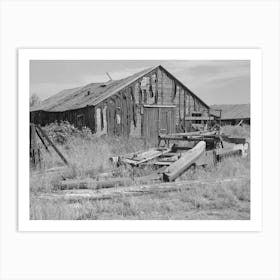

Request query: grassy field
[{"left": 30, "top": 124, "right": 250, "bottom": 220}]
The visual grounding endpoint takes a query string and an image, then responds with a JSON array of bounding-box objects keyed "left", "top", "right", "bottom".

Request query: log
[
  {"left": 56, "top": 177, "right": 133, "bottom": 190},
  {"left": 162, "top": 141, "right": 206, "bottom": 182},
  {"left": 39, "top": 177, "right": 249, "bottom": 202},
  {"left": 56, "top": 174, "right": 162, "bottom": 191}
]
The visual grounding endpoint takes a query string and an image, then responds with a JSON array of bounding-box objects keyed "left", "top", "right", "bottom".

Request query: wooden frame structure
[{"left": 30, "top": 65, "right": 213, "bottom": 143}]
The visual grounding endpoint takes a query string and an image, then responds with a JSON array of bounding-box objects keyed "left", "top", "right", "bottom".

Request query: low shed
[
  {"left": 211, "top": 104, "right": 250, "bottom": 125},
  {"left": 31, "top": 65, "right": 211, "bottom": 143}
]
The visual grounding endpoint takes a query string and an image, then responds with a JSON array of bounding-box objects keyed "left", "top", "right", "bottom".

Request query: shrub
[{"left": 43, "top": 121, "right": 93, "bottom": 145}]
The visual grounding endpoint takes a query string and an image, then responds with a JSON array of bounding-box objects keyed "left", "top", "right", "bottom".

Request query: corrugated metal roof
[{"left": 211, "top": 104, "right": 250, "bottom": 120}]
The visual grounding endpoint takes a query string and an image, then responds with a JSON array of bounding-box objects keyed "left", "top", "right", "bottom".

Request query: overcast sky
[{"left": 30, "top": 60, "right": 250, "bottom": 105}]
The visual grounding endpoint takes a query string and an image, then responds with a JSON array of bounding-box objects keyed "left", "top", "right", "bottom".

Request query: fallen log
[
  {"left": 56, "top": 173, "right": 162, "bottom": 191},
  {"left": 56, "top": 177, "right": 133, "bottom": 190},
  {"left": 162, "top": 141, "right": 206, "bottom": 182},
  {"left": 38, "top": 177, "right": 249, "bottom": 202}
]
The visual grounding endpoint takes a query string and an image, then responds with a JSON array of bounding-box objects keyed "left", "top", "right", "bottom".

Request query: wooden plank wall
[
  {"left": 30, "top": 66, "right": 210, "bottom": 137},
  {"left": 30, "top": 106, "right": 96, "bottom": 131}
]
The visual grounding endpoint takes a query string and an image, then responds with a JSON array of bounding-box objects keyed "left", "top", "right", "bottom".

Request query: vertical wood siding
[{"left": 30, "top": 66, "right": 209, "bottom": 139}]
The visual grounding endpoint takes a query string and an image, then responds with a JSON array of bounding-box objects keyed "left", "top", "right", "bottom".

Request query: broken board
[{"left": 162, "top": 141, "right": 206, "bottom": 182}]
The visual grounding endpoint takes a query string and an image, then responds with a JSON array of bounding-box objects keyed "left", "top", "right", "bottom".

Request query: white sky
[{"left": 30, "top": 60, "right": 250, "bottom": 105}]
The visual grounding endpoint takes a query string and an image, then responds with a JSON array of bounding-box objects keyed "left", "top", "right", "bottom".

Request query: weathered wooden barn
[
  {"left": 211, "top": 104, "right": 250, "bottom": 125},
  {"left": 30, "top": 65, "right": 212, "bottom": 143}
]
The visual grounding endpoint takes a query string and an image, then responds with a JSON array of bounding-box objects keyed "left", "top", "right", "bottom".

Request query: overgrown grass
[
  {"left": 221, "top": 124, "right": 250, "bottom": 138},
  {"left": 30, "top": 171, "right": 250, "bottom": 220},
  {"left": 30, "top": 123, "right": 250, "bottom": 220}
]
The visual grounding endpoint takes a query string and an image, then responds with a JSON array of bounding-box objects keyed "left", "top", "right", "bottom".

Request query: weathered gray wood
[
  {"left": 154, "top": 154, "right": 180, "bottom": 166},
  {"left": 35, "top": 127, "right": 50, "bottom": 153},
  {"left": 221, "top": 134, "right": 247, "bottom": 144},
  {"left": 162, "top": 141, "right": 206, "bottom": 182},
  {"left": 160, "top": 130, "right": 217, "bottom": 138},
  {"left": 195, "top": 150, "right": 216, "bottom": 167},
  {"left": 183, "top": 91, "right": 186, "bottom": 131},
  {"left": 39, "top": 177, "right": 249, "bottom": 201},
  {"left": 216, "top": 148, "right": 242, "bottom": 160},
  {"left": 30, "top": 124, "right": 41, "bottom": 167},
  {"left": 57, "top": 177, "right": 133, "bottom": 190},
  {"left": 121, "top": 147, "right": 172, "bottom": 166},
  {"left": 56, "top": 173, "right": 162, "bottom": 191},
  {"left": 36, "top": 126, "right": 69, "bottom": 165},
  {"left": 216, "top": 143, "right": 249, "bottom": 159},
  {"left": 130, "top": 86, "right": 137, "bottom": 127}
]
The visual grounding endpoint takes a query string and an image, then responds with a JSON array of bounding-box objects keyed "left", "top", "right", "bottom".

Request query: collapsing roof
[
  {"left": 30, "top": 65, "right": 209, "bottom": 112},
  {"left": 211, "top": 104, "right": 250, "bottom": 120}
]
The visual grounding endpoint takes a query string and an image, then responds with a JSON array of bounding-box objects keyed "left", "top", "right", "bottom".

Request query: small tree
[{"left": 30, "top": 93, "right": 41, "bottom": 107}]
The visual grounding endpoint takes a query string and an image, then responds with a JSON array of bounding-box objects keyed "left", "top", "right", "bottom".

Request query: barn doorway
[{"left": 143, "top": 105, "right": 176, "bottom": 144}]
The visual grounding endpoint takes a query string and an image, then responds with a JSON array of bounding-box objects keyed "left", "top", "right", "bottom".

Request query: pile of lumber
[
  {"left": 112, "top": 132, "right": 249, "bottom": 182},
  {"left": 53, "top": 132, "right": 249, "bottom": 192},
  {"left": 110, "top": 147, "right": 172, "bottom": 166}
]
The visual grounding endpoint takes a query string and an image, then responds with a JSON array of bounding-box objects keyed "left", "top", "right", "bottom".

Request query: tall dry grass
[
  {"left": 221, "top": 124, "right": 250, "bottom": 138},
  {"left": 38, "top": 135, "right": 147, "bottom": 175},
  {"left": 30, "top": 123, "right": 250, "bottom": 220}
]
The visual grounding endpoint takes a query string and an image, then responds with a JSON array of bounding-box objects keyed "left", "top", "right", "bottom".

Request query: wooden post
[
  {"left": 36, "top": 125, "right": 69, "bottom": 166},
  {"left": 183, "top": 90, "right": 186, "bottom": 132},
  {"left": 100, "top": 105, "right": 104, "bottom": 131},
  {"left": 138, "top": 82, "right": 142, "bottom": 105},
  {"left": 126, "top": 89, "right": 131, "bottom": 137},
  {"left": 130, "top": 86, "right": 137, "bottom": 127},
  {"left": 35, "top": 128, "right": 50, "bottom": 153},
  {"left": 154, "top": 72, "right": 158, "bottom": 104},
  {"left": 219, "top": 109, "right": 222, "bottom": 135},
  {"left": 30, "top": 124, "right": 40, "bottom": 168},
  {"left": 161, "top": 70, "right": 164, "bottom": 104},
  {"left": 149, "top": 75, "right": 153, "bottom": 98},
  {"left": 208, "top": 108, "right": 210, "bottom": 128},
  {"left": 119, "top": 92, "right": 123, "bottom": 136},
  {"left": 188, "top": 92, "right": 191, "bottom": 116},
  {"left": 172, "top": 81, "right": 177, "bottom": 102},
  {"left": 178, "top": 87, "right": 181, "bottom": 123}
]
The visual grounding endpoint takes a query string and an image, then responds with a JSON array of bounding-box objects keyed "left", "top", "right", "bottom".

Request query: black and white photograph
[
  {"left": 29, "top": 59, "right": 251, "bottom": 221},
  {"left": 2, "top": 1, "right": 280, "bottom": 280}
]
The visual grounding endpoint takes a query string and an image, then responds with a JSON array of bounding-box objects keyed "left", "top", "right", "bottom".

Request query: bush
[{"left": 43, "top": 121, "right": 93, "bottom": 145}]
